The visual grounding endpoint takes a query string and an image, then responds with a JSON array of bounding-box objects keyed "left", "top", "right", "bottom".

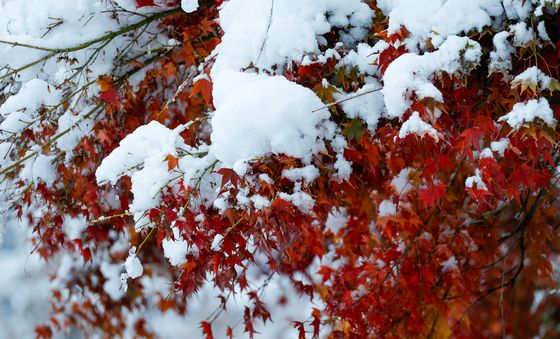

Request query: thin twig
[
  {"left": 255, "top": 0, "right": 275, "bottom": 65},
  {"left": 312, "top": 87, "right": 383, "bottom": 113},
  {"left": 0, "top": 7, "right": 180, "bottom": 80}
]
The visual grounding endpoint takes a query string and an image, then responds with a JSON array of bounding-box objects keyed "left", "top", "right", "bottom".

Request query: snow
[
  {"left": 96, "top": 121, "right": 192, "bottom": 225},
  {"left": 377, "top": 0, "right": 502, "bottom": 48},
  {"left": 181, "top": 0, "right": 199, "bottom": 13},
  {"left": 125, "top": 251, "right": 144, "bottom": 279},
  {"left": 282, "top": 165, "right": 320, "bottom": 185},
  {"left": 210, "top": 70, "right": 333, "bottom": 166},
  {"left": 96, "top": 121, "right": 182, "bottom": 185},
  {"left": 511, "top": 22, "right": 534, "bottom": 46},
  {"left": 0, "top": 2, "right": 110, "bottom": 137},
  {"left": 0, "top": 0, "right": 354, "bottom": 337},
  {"left": 378, "top": 200, "right": 397, "bottom": 217},
  {"left": 391, "top": 167, "right": 413, "bottom": 195},
  {"left": 479, "top": 148, "right": 494, "bottom": 159},
  {"left": 277, "top": 184, "right": 315, "bottom": 213},
  {"left": 465, "top": 169, "right": 487, "bottom": 190},
  {"left": 340, "top": 81, "right": 385, "bottom": 131},
  {"left": 250, "top": 194, "right": 271, "bottom": 209},
  {"left": 19, "top": 153, "right": 56, "bottom": 186},
  {"left": 333, "top": 153, "right": 352, "bottom": 181},
  {"left": 441, "top": 255, "right": 458, "bottom": 272},
  {"left": 0, "top": 78, "right": 60, "bottom": 135},
  {"left": 0, "top": 0, "right": 173, "bottom": 169},
  {"left": 502, "top": 0, "right": 533, "bottom": 20},
  {"left": 302, "top": 47, "right": 342, "bottom": 66},
  {"left": 162, "top": 238, "right": 189, "bottom": 266},
  {"left": 100, "top": 261, "right": 126, "bottom": 300},
  {"left": 2, "top": 0, "right": 559, "bottom": 337},
  {"left": 340, "top": 41, "right": 388, "bottom": 76},
  {"left": 489, "top": 31, "right": 514, "bottom": 74},
  {"left": 491, "top": 138, "right": 510, "bottom": 157},
  {"left": 162, "top": 236, "right": 189, "bottom": 267},
  {"left": 498, "top": 98, "right": 556, "bottom": 130},
  {"left": 382, "top": 36, "right": 482, "bottom": 119},
  {"left": 212, "top": 0, "right": 373, "bottom": 73},
  {"left": 0, "top": 0, "right": 122, "bottom": 80},
  {"left": 537, "top": 21, "right": 550, "bottom": 40},
  {"left": 325, "top": 208, "right": 348, "bottom": 234},
  {"left": 398, "top": 111, "right": 439, "bottom": 140},
  {"left": 512, "top": 66, "right": 553, "bottom": 90}
]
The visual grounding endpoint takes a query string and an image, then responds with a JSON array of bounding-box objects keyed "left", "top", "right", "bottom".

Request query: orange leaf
[
  {"left": 165, "top": 154, "right": 179, "bottom": 171},
  {"left": 191, "top": 77, "right": 213, "bottom": 105}
]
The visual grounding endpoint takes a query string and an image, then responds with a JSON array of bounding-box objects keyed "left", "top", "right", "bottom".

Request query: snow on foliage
[
  {"left": 377, "top": 0, "right": 503, "bottom": 47},
  {"left": 512, "top": 66, "right": 554, "bottom": 90},
  {"left": 397, "top": 111, "right": 440, "bottom": 140},
  {"left": 181, "top": 0, "right": 199, "bottom": 13},
  {"left": 2, "top": 0, "right": 560, "bottom": 338},
  {"left": 382, "top": 36, "right": 482, "bottom": 119},
  {"left": 209, "top": 70, "right": 334, "bottom": 166},
  {"left": 498, "top": 97, "right": 556, "bottom": 129},
  {"left": 212, "top": 0, "right": 373, "bottom": 73}
]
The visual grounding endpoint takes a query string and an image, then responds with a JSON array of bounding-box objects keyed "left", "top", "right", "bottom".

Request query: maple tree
[{"left": 1, "top": 0, "right": 560, "bottom": 338}]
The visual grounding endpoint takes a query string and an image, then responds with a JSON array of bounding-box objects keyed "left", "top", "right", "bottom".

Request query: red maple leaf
[
  {"left": 200, "top": 321, "right": 214, "bottom": 339},
  {"left": 458, "top": 127, "right": 484, "bottom": 159},
  {"left": 419, "top": 183, "right": 446, "bottom": 208},
  {"left": 136, "top": 0, "right": 155, "bottom": 8},
  {"left": 98, "top": 76, "right": 119, "bottom": 109}
]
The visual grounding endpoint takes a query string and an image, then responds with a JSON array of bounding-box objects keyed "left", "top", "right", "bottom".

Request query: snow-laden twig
[{"left": 0, "top": 7, "right": 181, "bottom": 81}]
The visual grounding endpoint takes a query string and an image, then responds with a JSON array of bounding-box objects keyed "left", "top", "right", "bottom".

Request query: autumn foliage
[{"left": 2, "top": 1, "right": 560, "bottom": 338}]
